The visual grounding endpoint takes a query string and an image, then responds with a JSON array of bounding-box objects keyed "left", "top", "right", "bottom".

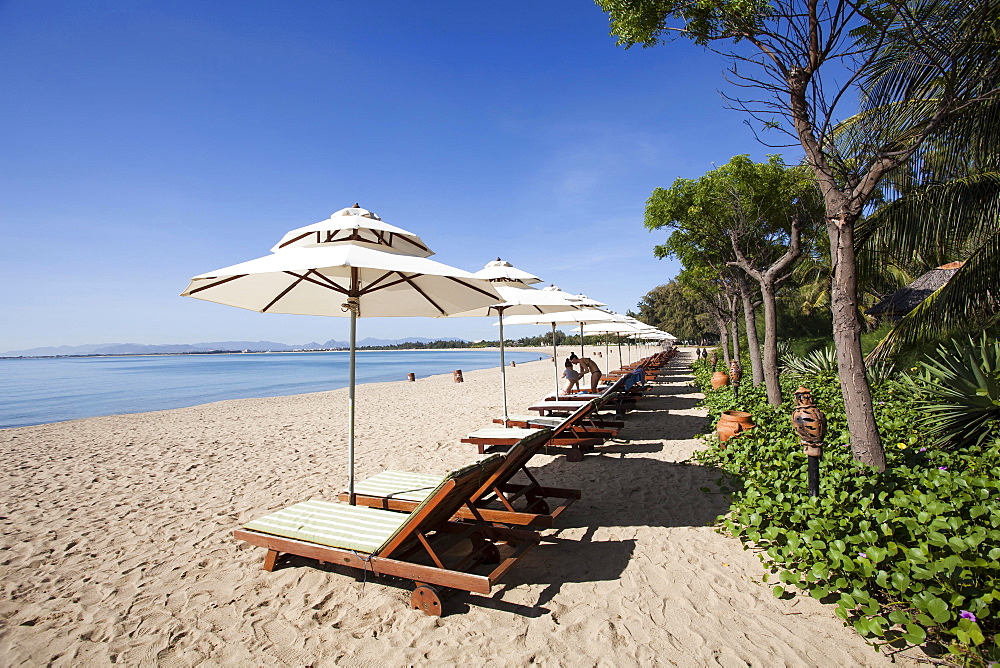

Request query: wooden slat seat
[{"left": 236, "top": 453, "right": 540, "bottom": 615}]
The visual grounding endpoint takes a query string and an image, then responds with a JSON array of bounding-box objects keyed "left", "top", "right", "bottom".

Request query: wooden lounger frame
[
  {"left": 343, "top": 429, "right": 580, "bottom": 529},
  {"left": 237, "top": 456, "right": 540, "bottom": 615}
]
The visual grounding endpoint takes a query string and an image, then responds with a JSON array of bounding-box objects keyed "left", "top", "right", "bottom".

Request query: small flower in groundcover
[
  {"left": 939, "top": 466, "right": 948, "bottom": 471},
  {"left": 959, "top": 610, "right": 977, "bottom": 622},
  {"left": 896, "top": 443, "right": 907, "bottom": 449},
  {"left": 919, "top": 447, "right": 927, "bottom": 452},
  {"left": 858, "top": 552, "right": 867, "bottom": 559}
]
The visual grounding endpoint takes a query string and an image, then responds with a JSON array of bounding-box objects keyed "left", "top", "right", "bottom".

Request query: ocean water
[{"left": 0, "top": 349, "right": 547, "bottom": 429}]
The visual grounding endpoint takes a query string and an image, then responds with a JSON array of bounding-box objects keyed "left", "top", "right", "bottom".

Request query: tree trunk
[
  {"left": 730, "top": 317, "right": 740, "bottom": 363},
  {"left": 736, "top": 273, "right": 764, "bottom": 384},
  {"left": 715, "top": 316, "right": 732, "bottom": 368},
  {"left": 759, "top": 282, "right": 783, "bottom": 406},
  {"left": 828, "top": 217, "right": 886, "bottom": 471}
]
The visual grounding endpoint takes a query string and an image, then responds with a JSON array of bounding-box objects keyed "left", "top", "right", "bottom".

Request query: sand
[{"left": 0, "top": 347, "right": 918, "bottom": 666}]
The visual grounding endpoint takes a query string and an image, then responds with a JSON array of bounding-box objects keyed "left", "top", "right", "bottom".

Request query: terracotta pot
[
  {"left": 716, "top": 410, "right": 755, "bottom": 445},
  {"left": 710, "top": 371, "right": 730, "bottom": 389}
]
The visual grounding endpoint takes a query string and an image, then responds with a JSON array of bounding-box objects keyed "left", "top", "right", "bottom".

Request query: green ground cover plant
[{"left": 691, "top": 354, "right": 1000, "bottom": 664}]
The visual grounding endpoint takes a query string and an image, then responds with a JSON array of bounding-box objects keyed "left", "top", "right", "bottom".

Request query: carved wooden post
[
  {"left": 791, "top": 386, "right": 826, "bottom": 497},
  {"left": 729, "top": 359, "right": 743, "bottom": 401}
]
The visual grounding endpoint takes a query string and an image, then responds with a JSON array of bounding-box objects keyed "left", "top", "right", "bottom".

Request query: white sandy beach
[{"left": 0, "top": 348, "right": 916, "bottom": 666}]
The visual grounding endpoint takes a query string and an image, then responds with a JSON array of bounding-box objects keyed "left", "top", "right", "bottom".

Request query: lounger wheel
[
  {"left": 566, "top": 448, "right": 584, "bottom": 463},
  {"left": 526, "top": 497, "right": 550, "bottom": 515},
  {"left": 411, "top": 584, "right": 444, "bottom": 616},
  {"left": 482, "top": 543, "right": 502, "bottom": 565}
]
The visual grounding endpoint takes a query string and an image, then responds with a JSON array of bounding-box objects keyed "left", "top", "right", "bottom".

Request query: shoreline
[{"left": 0, "top": 347, "right": 567, "bottom": 431}]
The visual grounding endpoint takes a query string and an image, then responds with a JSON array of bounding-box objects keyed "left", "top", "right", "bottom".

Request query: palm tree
[{"left": 855, "top": 93, "right": 1000, "bottom": 360}]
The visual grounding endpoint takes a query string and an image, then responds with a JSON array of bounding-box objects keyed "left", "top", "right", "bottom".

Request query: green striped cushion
[
  {"left": 245, "top": 454, "right": 504, "bottom": 555},
  {"left": 354, "top": 470, "right": 443, "bottom": 502},
  {"left": 467, "top": 427, "right": 544, "bottom": 440},
  {"left": 243, "top": 499, "right": 410, "bottom": 553},
  {"left": 496, "top": 415, "right": 562, "bottom": 427}
]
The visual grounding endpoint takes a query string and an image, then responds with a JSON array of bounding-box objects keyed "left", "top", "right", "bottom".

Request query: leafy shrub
[
  {"left": 910, "top": 334, "right": 1000, "bottom": 450},
  {"left": 781, "top": 345, "right": 838, "bottom": 378},
  {"left": 691, "top": 361, "right": 999, "bottom": 664}
]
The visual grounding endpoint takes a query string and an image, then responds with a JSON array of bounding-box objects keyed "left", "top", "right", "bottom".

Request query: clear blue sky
[{"left": 0, "top": 0, "right": 786, "bottom": 351}]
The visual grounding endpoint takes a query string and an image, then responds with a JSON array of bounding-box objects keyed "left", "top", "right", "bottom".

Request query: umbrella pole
[
  {"left": 579, "top": 323, "right": 585, "bottom": 358},
  {"left": 498, "top": 307, "right": 508, "bottom": 424},
  {"left": 617, "top": 333, "right": 623, "bottom": 369},
  {"left": 348, "top": 301, "right": 358, "bottom": 505},
  {"left": 605, "top": 334, "right": 610, "bottom": 368},
  {"left": 551, "top": 322, "right": 560, "bottom": 399}
]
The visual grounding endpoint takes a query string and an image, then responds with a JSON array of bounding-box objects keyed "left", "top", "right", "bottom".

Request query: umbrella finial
[{"left": 353, "top": 202, "right": 360, "bottom": 208}]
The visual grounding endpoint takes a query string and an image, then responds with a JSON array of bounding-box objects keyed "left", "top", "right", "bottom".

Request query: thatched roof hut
[{"left": 866, "top": 261, "right": 964, "bottom": 318}]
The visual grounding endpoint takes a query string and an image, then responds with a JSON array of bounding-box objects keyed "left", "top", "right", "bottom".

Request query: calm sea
[{"left": 0, "top": 349, "right": 547, "bottom": 429}]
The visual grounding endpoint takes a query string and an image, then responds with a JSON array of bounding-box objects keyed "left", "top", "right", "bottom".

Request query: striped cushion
[
  {"left": 467, "top": 427, "right": 544, "bottom": 440},
  {"left": 354, "top": 470, "right": 443, "bottom": 502},
  {"left": 243, "top": 499, "right": 410, "bottom": 553},
  {"left": 245, "top": 454, "right": 504, "bottom": 554}
]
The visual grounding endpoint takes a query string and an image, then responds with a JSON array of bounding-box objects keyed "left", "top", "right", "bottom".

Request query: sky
[{"left": 0, "top": 0, "right": 787, "bottom": 351}]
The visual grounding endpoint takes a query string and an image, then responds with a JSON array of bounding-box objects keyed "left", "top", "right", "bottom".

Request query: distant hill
[{"left": 1, "top": 337, "right": 466, "bottom": 358}]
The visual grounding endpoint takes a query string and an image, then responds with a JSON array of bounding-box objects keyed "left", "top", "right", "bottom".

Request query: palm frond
[{"left": 866, "top": 231, "right": 1000, "bottom": 360}]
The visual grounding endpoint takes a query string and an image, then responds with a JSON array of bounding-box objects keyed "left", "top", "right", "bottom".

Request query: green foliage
[
  {"left": 645, "top": 154, "right": 821, "bottom": 270},
  {"left": 691, "top": 359, "right": 1000, "bottom": 663},
  {"left": 781, "top": 345, "right": 839, "bottom": 378},
  {"left": 632, "top": 281, "right": 717, "bottom": 342},
  {"left": 909, "top": 335, "right": 1000, "bottom": 450},
  {"left": 596, "top": 0, "right": 772, "bottom": 47}
]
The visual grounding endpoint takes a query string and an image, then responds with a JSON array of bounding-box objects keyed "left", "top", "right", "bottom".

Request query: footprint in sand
[{"left": 261, "top": 618, "right": 298, "bottom": 647}]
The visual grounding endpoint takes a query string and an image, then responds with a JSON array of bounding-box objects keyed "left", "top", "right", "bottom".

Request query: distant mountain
[
  {"left": 1, "top": 337, "right": 467, "bottom": 357},
  {"left": 344, "top": 337, "right": 464, "bottom": 348}
]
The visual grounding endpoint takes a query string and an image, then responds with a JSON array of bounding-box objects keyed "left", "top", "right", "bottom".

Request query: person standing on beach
[
  {"left": 570, "top": 353, "right": 603, "bottom": 392},
  {"left": 562, "top": 358, "right": 582, "bottom": 393}
]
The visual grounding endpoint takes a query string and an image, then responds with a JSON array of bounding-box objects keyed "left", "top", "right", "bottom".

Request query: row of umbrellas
[{"left": 180, "top": 206, "right": 675, "bottom": 502}]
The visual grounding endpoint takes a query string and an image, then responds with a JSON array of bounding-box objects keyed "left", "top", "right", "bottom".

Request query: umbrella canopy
[
  {"left": 571, "top": 293, "right": 607, "bottom": 308},
  {"left": 270, "top": 205, "right": 433, "bottom": 257},
  {"left": 502, "top": 308, "right": 623, "bottom": 327},
  {"left": 445, "top": 259, "right": 579, "bottom": 421},
  {"left": 581, "top": 319, "right": 643, "bottom": 367},
  {"left": 181, "top": 206, "right": 501, "bottom": 503},
  {"left": 183, "top": 244, "right": 497, "bottom": 317},
  {"left": 473, "top": 258, "right": 543, "bottom": 285}
]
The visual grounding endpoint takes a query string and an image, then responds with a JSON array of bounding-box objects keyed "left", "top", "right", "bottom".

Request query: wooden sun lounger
[
  {"left": 235, "top": 454, "right": 539, "bottom": 616},
  {"left": 492, "top": 413, "right": 626, "bottom": 431},
  {"left": 460, "top": 427, "right": 603, "bottom": 453},
  {"left": 472, "top": 397, "right": 621, "bottom": 462},
  {"left": 528, "top": 372, "right": 637, "bottom": 415},
  {"left": 341, "top": 429, "right": 580, "bottom": 529}
]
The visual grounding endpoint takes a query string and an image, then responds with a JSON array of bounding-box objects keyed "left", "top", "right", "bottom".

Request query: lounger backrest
[
  {"left": 550, "top": 399, "right": 597, "bottom": 438},
  {"left": 469, "top": 428, "right": 553, "bottom": 499},
  {"left": 593, "top": 374, "right": 630, "bottom": 411},
  {"left": 379, "top": 453, "right": 506, "bottom": 558}
]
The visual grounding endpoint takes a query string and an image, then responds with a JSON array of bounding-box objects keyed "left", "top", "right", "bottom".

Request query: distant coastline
[
  {"left": 0, "top": 343, "right": 553, "bottom": 361},
  {"left": 0, "top": 338, "right": 479, "bottom": 360}
]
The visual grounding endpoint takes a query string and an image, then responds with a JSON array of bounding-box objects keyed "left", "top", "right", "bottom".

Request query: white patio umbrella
[
  {"left": 501, "top": 308, "right": 624, "bottom": 398},
  {"left": 582, "top": 319, "right": 646, "bottom": 368},
  {"left": 445, "top": 259, "right": 580, "bottom": 423},
  {"left": 538, "top": 286, "right": 607, "bottom": 356},
  {"left": 181, "top": 205, "right": 501, "bottom": 503}
]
